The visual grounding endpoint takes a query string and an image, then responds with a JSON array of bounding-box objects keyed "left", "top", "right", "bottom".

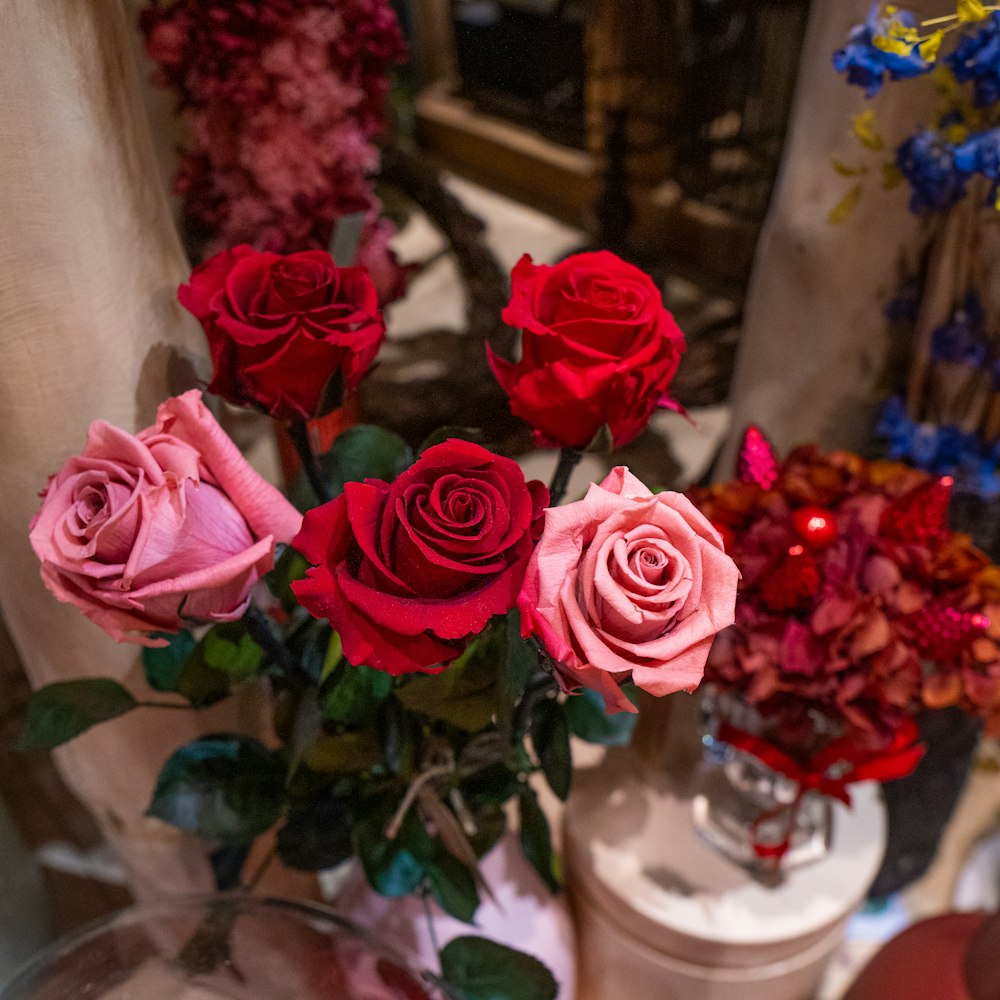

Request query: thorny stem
[{"left": 243, "top": 603, "right": 298, "bottom": 677}]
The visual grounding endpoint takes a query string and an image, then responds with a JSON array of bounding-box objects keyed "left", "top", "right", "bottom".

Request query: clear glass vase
[
  {"left": 691, "top": 695, "right": 833, "bottom": 875},
  {"left": 0, "top": 894, "right": 449, "bottom": 1000}
]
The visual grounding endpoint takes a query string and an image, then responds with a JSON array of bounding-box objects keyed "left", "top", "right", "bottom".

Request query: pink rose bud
[
  {"left": 29, "top": 390, "right": 302, "bottom": 644},
  {"left": 518, "top": 467, "right": 739, "bottom": 712}
]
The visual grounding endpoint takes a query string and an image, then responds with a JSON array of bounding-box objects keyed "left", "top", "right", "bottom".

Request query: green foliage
[
  {"left": 564, "top": 687, "right": 638, "bottom": 746},
  {"left": 439, "top": 936, "right": 558, "bottom": 1000},
  {"left": 353, "top": 802, "right": 432, "bottom": 897},
  {"left": 288, "top": 619, "right": 334, "bottom": 684},
  {"left": 530, "top": 698, "right": 572, "bottom": 800},
  {"left": 397, "top": 631, "right": 499, "bottom": 731},
  {"left": 302, "top": 731, "right": 381, "bottom": 774},
  {"left": 265, "top": 545, "right": 308, "bottom": 613},
  {"left": 142, "top": 631, "right": 196, "bottom": 692},
  {"left": 277, "top": 796, "right": 354, "bottom": 871},
  {"left": 292, "top": 424, "right": 413, "bottom": 509},
  {"left": 18, "top": 679, "right": 138, "bottom": 751},
  {"left": 320, "top": 663, "right": 393, "bottom": 726},
  {"left": 498, "top": 611, "right": 538, "bottom": 731},
  {"left": 147, "top": 735, "right": 285, "bottom": 843},
  {"left": 201, "top": 622, "right": 263, "bottom": 681},
  {"left": 518, "top": 790, "right": 559, "bottom": 893},
  {"left": 426, "top": 852, "right": 480, "bottom": 924},
  {"left": 143, "top": 623, "right": 264, "bottom": 709}
]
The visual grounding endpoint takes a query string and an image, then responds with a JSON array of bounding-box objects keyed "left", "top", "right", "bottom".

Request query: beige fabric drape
[
  {"left": 0, "top": 0, "right": 280, "bottom": 900},
  {"left": 717, "top": 0, "right": 951, "bottom": 469}
]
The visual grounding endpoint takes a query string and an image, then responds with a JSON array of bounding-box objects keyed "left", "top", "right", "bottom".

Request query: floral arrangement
[
  {"left": 21, "top": 245, "right": 738, "bottom": 996},
  {"left": 833, "top": 4, "right": 1000, "bottom": 515},
  {"left": 140, "top": 0, "right": 408, "bottom": 301},
  {"left": 689, "top": 425, "right": 1000, "bottom": 779}
]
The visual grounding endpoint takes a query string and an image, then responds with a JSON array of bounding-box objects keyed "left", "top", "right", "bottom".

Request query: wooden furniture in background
[{"left": 411, "top": 0, "right": 807, "bottom": 298}]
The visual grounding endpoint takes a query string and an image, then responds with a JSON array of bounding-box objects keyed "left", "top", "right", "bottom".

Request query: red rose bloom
[
  {"left": 487, "top": 251, "right": 686, "bottom": 449},
  {"left": 179, "top": 245, "right": 385, "bottom": 421},
  {"left": 291, "top": 440, "right": 549, "bottom": 675}
]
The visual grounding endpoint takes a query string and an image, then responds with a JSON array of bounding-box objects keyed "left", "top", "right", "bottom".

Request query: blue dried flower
[
  {"left": 833, "top": 4, "right": 931, "bottom": 97},
  {"left": 947, "top": 13, "right": 1000, "bottom": 108},
  {"left": 931, "top": 293, "right": 988, "bottom": 366},
  {"left": 954, "top": 127, "right": 1000, "bottom": 180},
  {"left": 896, "top": 131, "right": 967, "bottom": 213}
]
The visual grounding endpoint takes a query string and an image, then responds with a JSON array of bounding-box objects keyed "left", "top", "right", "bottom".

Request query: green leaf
[
  {"left": 530, "top": 699, "right": 571, "bottom": 800},
  {"left": 266, "top": 545, "right": 308, "bottom": 613},
  {"left": 303, "top": 731, "right": 380, "bottom": 774},
  {"left": 292, "top": 425, "right": 413, "bottom": 509},
  {"left": 19, "top": 679, "right": 138, "bottom": 751},
  {"left": 290, "top": 620, "right": 334, "bottom": 684},
  {"left": 354, "top": 803, "right": 431, "bottom": 897},
  {"left": 142, "top": 631, "right": 196, "bottom": 692},
  {"left": 176, "top": 645, "right": 232, "bottom": 709},
  {"left": 201, "top": 623, "right": 263, "bottom": 681},
  {"left": 398, "top": 629, "right": 498, "bottom": 731},
  {"left": 498, "top": 611, "right": 538, "bottom": 731},
  {"left": 417, "top": 426, "right": 487, "bottom": 454},
  {"left": 518, "top": 790, "right": 559, "bottom": 893},
  {"left": 440, "top": 936, "right": 558, "bottom": 1000},
  {"left": 564, "top": 687, "right": 637, "bottom": 746},
  {"left": 461, "top": 763, "right": 523, "bottom": 812},
  {"left": 319, "top": 631, "right": 343, "bottom": 684},
  {"left": 427, "top": 853, "right": 480, "bottom": 923},
  {"left": 468, "top": 805, "right": 507, "bottom": 860},
  {"left": 319, "top": 663, "right": 393, "bottom": 727},
  {"left": 277, "top": 797, "right": 353, "bottom": 871},
  {"left": 376, "top": 695, "right": 414, "bottom": 777},
  {"left": 147, "top": 735, "right": 285, "bottom": 843}
]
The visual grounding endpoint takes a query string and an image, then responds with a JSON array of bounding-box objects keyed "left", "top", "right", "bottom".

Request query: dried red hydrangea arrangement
[
  {"left": 689, "top": 427, "right": 1000, "bottom": 758},
  {"left": 140, "top": 0, "right": 408, "bottom": 300}
]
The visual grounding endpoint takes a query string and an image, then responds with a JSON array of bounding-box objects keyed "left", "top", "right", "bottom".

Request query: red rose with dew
[
  {"left": 179, "top": 245, "right": 385, "bottom": 421},
  {"left": 292, "top": 440, "right": 548, "bottom": 675},
  {"left": 487, "top": 251, "right": 686, "bottom": 450}
]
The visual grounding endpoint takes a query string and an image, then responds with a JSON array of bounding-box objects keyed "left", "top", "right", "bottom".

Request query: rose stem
[
  {"left": 420, "top": 887, "right": 441, "bottom": 957},
  {"left": 548, "top": 447, "right": 583, "bottom": 506},
  {"left": 287, "top": 421, "right": 332, "bottom": 505},
  {"left": 243, "top": 603, "right": 299, "bottom": 677}
]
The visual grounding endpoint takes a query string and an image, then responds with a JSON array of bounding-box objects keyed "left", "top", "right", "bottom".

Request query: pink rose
[
  {"left": 518, "top": 467, "right": 739, "bottom": 712},
  {"left": 29, "top": 390, "right": 302, "bottom": 644}
]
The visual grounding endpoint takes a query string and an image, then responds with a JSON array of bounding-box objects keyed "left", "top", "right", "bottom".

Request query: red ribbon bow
[{"left": 716, "top": 718, "right": 925, "bottom": 862}]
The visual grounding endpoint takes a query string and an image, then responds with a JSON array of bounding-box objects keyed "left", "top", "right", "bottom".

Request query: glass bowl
[{"left": 0, "top": 894, "right": 449, "bottom": 999}]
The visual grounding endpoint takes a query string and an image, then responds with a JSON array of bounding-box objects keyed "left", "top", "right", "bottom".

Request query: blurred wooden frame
[{"left": 410, "top": 0, "right": 761, "bottom": 296}]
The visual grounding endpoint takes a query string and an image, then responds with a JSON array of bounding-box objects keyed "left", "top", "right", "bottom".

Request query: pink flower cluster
[
  {"left": 690, "top": 443, "right": 1000, "bottom": 751},
  {"left": 140, "top": 0, "right": 408, "bottom": 301}
]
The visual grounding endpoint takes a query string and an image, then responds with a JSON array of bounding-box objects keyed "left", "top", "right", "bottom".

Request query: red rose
[
  {"left": 179, "top": 245, "right": 385, "bottom": 421},
  {"left": 291, "top": 440, "right": 548, "bottom": 675},
  {"left": 487, "top": 251, "right": 686, "bottom": 450}
]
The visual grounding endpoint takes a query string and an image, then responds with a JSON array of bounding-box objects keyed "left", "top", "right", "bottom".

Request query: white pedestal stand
[{"left": 565, "top": 746, "right": 886, "bottom": 1000}]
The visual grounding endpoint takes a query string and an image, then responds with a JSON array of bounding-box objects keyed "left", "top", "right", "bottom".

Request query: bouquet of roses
[{"left": 20, "top": 245, "right": 738, "bottom": 996}]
